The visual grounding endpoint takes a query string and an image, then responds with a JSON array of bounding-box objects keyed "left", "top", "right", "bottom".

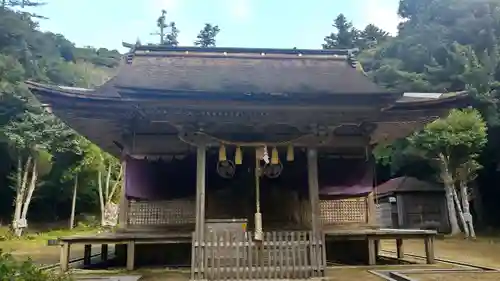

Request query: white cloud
[{"left": 358, "top": 0, "right": 400, "bottom": 35}]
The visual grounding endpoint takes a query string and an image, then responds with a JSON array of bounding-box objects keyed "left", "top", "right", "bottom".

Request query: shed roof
[{"left": 375, "top": 177, "right": 443, "bottom": 197}]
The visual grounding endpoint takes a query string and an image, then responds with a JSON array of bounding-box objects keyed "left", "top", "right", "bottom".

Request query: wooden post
[
  {"left": 101, "top": 244, "right": 108, "bottom": 261},
  {"left": 83, "top": 244, "right": 92, "bottom": 266},
  {"left": 307, "top": 148, "right": 320, "bottom": 237},
  {"left": 367, "top": 237, "right": 377, "bottom": 265},
  {"left": 59, "top": 242, "right": 70, "bottom": 272},
  {"left": 367, "top": 145, "right": 378, "bottom": 227},
  {"left": 424, "top": 236, "right": 435, "bottom": 264},
  {"left": 118, "top": 158, "right": 128, "bottom": 229},
  {"left": 396, "top": 238, "right": 404, "bottom": 259},
  {"left": 195, "top": 145, "right": 207, "bottom": 242},
  {"left": 194, "top": 145, "right": 207, "bottom": 279},
  {"left": 126, "top": 241, "right": 135, "bottom": 270}
]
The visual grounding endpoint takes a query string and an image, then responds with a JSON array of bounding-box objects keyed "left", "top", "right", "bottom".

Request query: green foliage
[
  {"left": 323, "top": 14, "right": 389, "bottom": 50},
  {"left": 374, "top": 109, "right": 488, "bottom": 181},
  {"left": 409, "top": 109, "right": 487, "bottom": 169},
  {"left": 194, "top": 23, "right": 220, "bottom": 47},
  {"left": 0, "top": 251, "right": 72, "bottom": 281},
  {"left": 0, "top": 7, "right": 120, "bottom": 223},
  {"left": 358, "top": 0, "right": 500, "bottom": 124},
  {"left": 164, "top": 22, "right": 180, "bottom": 47}
]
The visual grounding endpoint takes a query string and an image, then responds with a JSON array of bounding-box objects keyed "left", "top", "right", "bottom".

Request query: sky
[{"left": 25, "top": 0, "right": 401, "bottom": 52}]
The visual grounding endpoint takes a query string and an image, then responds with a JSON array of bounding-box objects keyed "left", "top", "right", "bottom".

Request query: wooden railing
[{"left": 191, "top": 230, "right": 326, "bottom": 280}]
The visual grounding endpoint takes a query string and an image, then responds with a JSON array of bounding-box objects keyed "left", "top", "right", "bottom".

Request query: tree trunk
[
  {"left": 460, "top": 180, "right": 476, "bottom": 238},
  {"left": 69, "top": 174, "right": 78, "bottom": 229},
  {"left": 12, "top": 156, "right": 32, "bottom": 237},
  {"left": 97, "top": 170, "right": 105, "bottom": 225},
  {"left": 452, "top": 187, "right": 469, "bottom": 237},
  {"left": 20, "top": 160, "right": 37, "bottom": 222},
  {"left": 107, "top": 164, "right": 123, "bottom": 204},
  {"left": 438, "top": 153, "right": 461, "bottom": 235},
  {"left": 105, "top": 164, "right": 111, "bottom": 203}
]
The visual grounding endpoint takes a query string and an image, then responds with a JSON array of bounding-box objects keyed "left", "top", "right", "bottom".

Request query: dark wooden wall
[{"left": 377, "top": 192, "right": 450, "bottom": 233}]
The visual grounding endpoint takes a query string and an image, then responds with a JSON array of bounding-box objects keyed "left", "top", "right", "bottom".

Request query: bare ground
[
  {"left": 405, "top": 272, "right": 500, "bottom": 281},
  {"left": 381, "top": 238, "right": 500, "bottom": 268},
  {"left": 4, "top": 230, "right": 500, "bottom": 281}
]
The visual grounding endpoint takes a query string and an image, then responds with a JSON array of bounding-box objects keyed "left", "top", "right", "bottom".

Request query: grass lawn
[{"left": 0, "top": 225, "right": 100, "bottom": 265}]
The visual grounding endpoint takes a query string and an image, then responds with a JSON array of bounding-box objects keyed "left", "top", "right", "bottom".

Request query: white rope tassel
[
  {"left": 254, "top": 212, "right": 263, "bottom": 241},
  {"left": 262, "top": 145, "right": 269, "bottom": 164}
]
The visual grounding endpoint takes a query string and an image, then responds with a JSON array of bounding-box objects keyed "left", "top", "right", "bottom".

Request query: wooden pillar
[
  {"left": 59, "top": 242, "right": 70, "bottom": 272},
  {"left": 307, "top": 148, "right": 320, "bottom": 237},
  {"left": 118, "top": 157, "right": 128, "bottom": 229},
  {"left": 366, "top": 192, "right": 377, "bottom": 226},
  {"left": 367, "top": 145, "right": 378, "bottom": 227},
  {"left": 396, "top": 238, "right": 404, "bottom": 259},
  {"left": 195, "top": 145, "right": 207, "bottom": 242},
  {"left": 126, "top": 241, "right": 135, "bottom": 270},
  {"left": 193, "top": 145, "right": 206, "bottom": 279},
  {"left": 101, "top": 244, "right": 108, "bottom": 261},
  {"left": 367, "top": 237, "right": 377, "bottom": 265},
  {"left": 424, "top": 236, "right": 435, "bottom": 264},
  {"left": 83, "top": 244, "right": 92, "bottom": 266}
]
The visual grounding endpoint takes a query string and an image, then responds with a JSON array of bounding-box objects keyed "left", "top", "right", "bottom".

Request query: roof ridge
[{"left": 122, "top": 42, "right": 358, "bottom": 57}]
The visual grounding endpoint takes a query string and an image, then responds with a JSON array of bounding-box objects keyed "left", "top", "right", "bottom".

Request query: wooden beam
[{"left": 307, "top": 148, "right": 320, "bottom": 237}]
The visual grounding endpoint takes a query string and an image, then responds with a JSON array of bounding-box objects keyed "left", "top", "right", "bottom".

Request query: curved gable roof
[{"left": 115, "top": 44, "right": 391, "bottom": 95}]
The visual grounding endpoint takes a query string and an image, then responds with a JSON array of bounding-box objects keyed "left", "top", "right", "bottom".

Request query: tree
[
  {"left": 164, "top": 22, "right": 180, "bottom": 47},
  {"left": 2, "top": 111, "right": 79, "bottom": 236},
  {"left": 323, "top": 14, "right": 359, "bottom": 49},
  {"left": 357, "top": 24, "right": 390, "bottom": 49},
  {"left": 408, "top": 109, "right": 487, "bottom": 236},
  {"left": 152, "top": 9, "right": 168, "bottom": 44},
  {"left": 0, "top": 6, "right": 121, "bottom": 228},
  {"left": 194, "top": 23, "right": 220, "bottom": 47}
]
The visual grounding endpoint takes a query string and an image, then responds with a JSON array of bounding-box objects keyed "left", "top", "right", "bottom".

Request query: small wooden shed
[{"left": 375, "top": 177, "right": 450, "bottom": 233}]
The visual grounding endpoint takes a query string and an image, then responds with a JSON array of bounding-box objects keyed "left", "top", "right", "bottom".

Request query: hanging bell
[
  {"left": 219, "top": 144, "right": 227, "bottom": 161},
  {"left": 271, "top": 147, "right": 279, "bottom": 165},
  {"left": 235, "top": 146, "right": 242, "bottom": 165},
  {"left": 286, "top": 144, "right": 294, "bottom": 162}
]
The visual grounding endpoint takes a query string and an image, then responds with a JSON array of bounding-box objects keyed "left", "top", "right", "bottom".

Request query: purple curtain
[
  {"left": 318, "top": 157, "right": 373, "bottom": 197},
  {"left": 125, "top": 156, "right": 195, "bottom": 200}
]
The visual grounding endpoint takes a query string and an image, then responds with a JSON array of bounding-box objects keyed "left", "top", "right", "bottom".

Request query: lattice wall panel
[
  {"left": 127, "top": 200, "right": 196, "bottom": 225},
  {"left": 319, "top": 197, "right": 367, "bottom": 224}
]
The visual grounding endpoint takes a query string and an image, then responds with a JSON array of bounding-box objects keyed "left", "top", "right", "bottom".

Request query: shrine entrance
[{"left": 190, "top": 146, "right": 326, "bottom": 280}]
